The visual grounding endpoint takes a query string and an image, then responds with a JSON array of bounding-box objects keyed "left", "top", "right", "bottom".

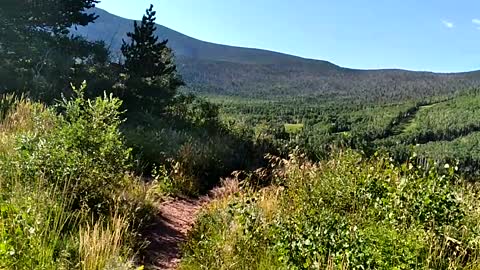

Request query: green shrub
[
  {"left": 14, "top": 81, "right": 132, "bottom": 213},
  {"left": 181, "top": 195, "right": 284, "bottom": 270},
  {"left": 0, "top": 84, "right": 157, "bottom": 268},
  {"left": 181, "top": 151, "right": 479, "bottom": 270}
]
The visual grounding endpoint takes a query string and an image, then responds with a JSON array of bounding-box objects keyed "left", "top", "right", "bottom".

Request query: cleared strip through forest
[
  {"left": 379, "top": 98, "right": 480, "bottom": 146},
  {"left": 391, "top": 103, "right": 439, "bottom": 136}
]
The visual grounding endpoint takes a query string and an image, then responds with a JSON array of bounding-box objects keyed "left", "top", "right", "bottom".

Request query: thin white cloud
[
  {"left": 442, "top": 20, "right": 454, "bottom": 29},
  {"left": 472, "top": 19, "right": 480, "bottom": 29}
]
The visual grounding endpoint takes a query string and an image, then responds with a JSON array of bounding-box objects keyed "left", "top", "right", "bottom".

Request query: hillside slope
[
  {"left": 74, "top": 8, "right": 333, "bottom": 66},
  {"left": 73, "top": 8, "right": 480, "bottom": 101}
]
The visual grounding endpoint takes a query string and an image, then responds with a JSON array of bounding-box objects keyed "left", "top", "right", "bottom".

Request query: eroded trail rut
[{"left": 142, "top": 196, "right": 210, "bottom": 269}]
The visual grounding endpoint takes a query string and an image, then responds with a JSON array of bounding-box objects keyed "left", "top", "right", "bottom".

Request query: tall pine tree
[
  {"left": 121, "top": 4, "right": 184, "bottom": 113},
  {"left": 0, "top": 0, "right": 99, "bottom": 34},
  {"left": 0, "top": 0, "right": 109, "bottom": 101}
]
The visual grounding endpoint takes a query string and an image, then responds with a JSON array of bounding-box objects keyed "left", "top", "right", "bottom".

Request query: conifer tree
[
  {"left": 0, "top": 0, "right": 108, "bottom": 101},
  {"left": 0, "top": 0, "right": 99, "bottom": 34},
  {"left": 121, "top": 4, "right": 184, "bottom": 112}
]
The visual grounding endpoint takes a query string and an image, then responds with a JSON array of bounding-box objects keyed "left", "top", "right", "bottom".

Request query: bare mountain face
[{"left": 73, "top": 8, "right": 480, "bottom": 101}]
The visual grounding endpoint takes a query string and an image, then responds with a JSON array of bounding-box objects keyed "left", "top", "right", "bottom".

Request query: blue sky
[{"left": 97, "top": 0, "right": 480, "bottom": 72}]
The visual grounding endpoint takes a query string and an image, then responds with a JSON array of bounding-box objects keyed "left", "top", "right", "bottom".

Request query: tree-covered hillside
[
  {"left": 74, "top": 8, "right": 480, "bottom": 101},
  {"left": 178, "top": 57, "right": 480, "bottom": 101}
]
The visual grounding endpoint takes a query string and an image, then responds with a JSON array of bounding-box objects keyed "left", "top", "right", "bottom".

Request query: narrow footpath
[{"left": 142, "top": 196, "right": 210, "bottom": 269}]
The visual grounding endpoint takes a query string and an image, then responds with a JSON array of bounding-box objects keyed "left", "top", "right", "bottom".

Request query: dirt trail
[
  {"left": 140, "top": 178, "right": 237, "bottom": 269},
  {"left": 141, "top": 196, "right": 210, "bottom": 270}
]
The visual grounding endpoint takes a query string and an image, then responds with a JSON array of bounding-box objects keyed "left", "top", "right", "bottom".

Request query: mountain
[
  {"left": 73, "top": 8, "right": 480, "bottom": 102},
  {"left": 74, "top": 8, "right": 335, "bottom": 66}
]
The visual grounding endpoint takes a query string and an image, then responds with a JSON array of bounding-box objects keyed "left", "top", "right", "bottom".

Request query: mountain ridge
[
  {"left": 75, "top": 8, "right": 340, "bottom": 67},
  {"left": 73, "top": 7, "right": 480, "bottom": 100}
]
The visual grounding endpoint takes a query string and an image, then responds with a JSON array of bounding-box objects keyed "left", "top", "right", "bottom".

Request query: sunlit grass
[
  {"left": 284, "top": 123, "right": 304, "bottom": 134},
  {"left": 79, "top": 214, "right": 130, "bottom": 270},
  {"left": 180, "top": 151, "right": 480, "bottom": 269}
]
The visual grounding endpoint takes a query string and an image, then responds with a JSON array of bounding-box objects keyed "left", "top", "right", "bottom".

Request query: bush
[
  {"left": 14, "top": 81, "right": 131, "bottom": 213},
  {"left": 0, "top": 84, "right": 157, "bottom": 269},
  {"left": 180, "top": 151, "right": 479, "bottom": 270}
]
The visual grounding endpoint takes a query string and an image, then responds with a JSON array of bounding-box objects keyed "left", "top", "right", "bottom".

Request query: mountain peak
[
  {"left": 73, "top": 7, "right": 480, "bottom": 100},
  {"left": 75, "top": 7, "right": 339, "bottom": 67}
]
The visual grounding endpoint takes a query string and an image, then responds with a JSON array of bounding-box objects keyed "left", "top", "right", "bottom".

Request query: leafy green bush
[
  {"left": 181, "top": 151, "right": 480, "bottom": 270},
  {"left": 14, "top": 82, "right": 131, "bottom": 213},
  {"left": 0, "top": 84, "right": 157, "bottom": 269}
]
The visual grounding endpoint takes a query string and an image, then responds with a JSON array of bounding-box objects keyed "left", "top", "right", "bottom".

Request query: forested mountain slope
[
  {"left": 73, "top": 8, "right": 326, "bottom": 65},
  {"left": 74, "top": 8, "right": 480, "bottom": 101}
]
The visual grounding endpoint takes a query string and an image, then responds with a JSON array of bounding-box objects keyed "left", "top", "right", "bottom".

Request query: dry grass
[
  {"left": 209, "top": 177, "right": 240, "bottom": 199},
  {"left": 0, "top": 133, "right": 15, "bottom": 158},
  {"left": 203, "top": 177, "right": 244, "bottom": 216},
  {"left": 0, "top": 97, "right": 54, "bottom": 155},
  {"left": 257, "top": 186, "right": 283, "bottom": 222},
  {"left": 1, "top": 99, "right": 39, "bottom": 132},
  {"left": 79, "top": 214, "right": 129, "bottom": 270}
]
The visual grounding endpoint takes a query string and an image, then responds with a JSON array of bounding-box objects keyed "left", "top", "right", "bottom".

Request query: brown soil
[
  {"left": 141, "top": 196, "right": 209, "bottom": 270},
  {"left": 140, "top": 178, "right": 238, "bottom": 269}
]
